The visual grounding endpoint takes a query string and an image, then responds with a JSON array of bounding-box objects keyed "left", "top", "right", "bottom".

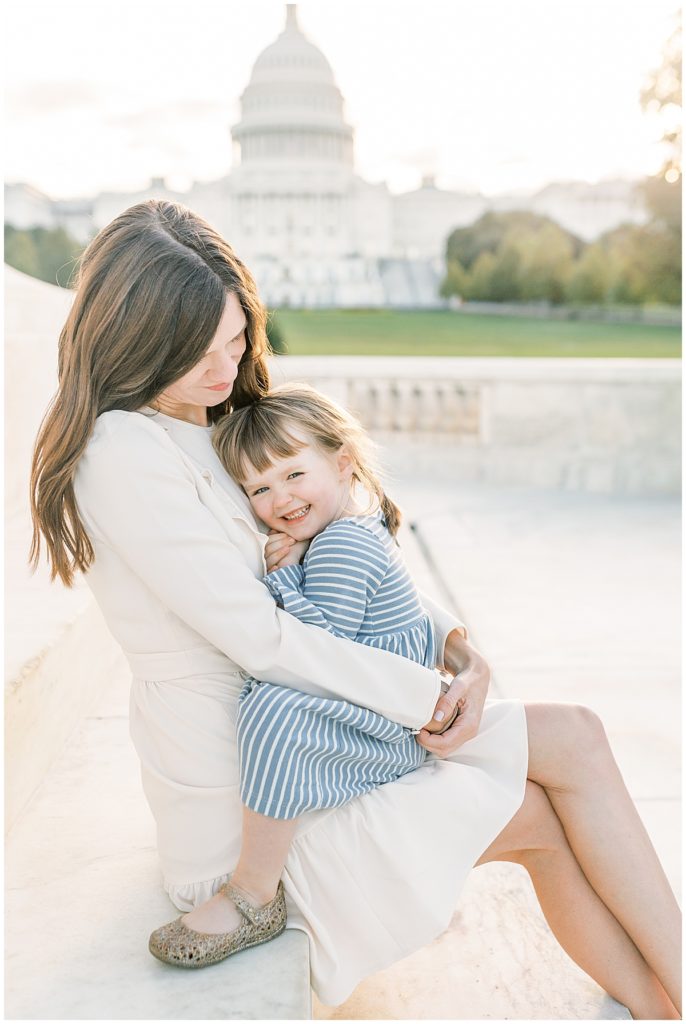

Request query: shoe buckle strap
[{"left": 218, "top": 882, "right": 262, "bottom": 925}]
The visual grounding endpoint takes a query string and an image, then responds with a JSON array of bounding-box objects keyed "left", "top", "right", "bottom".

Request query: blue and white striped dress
[{"left": 236, "top": 510, "right": 436, "bottom": 819}]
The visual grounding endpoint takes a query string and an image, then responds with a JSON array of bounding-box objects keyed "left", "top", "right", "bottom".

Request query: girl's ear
[{"left": 336, "top": 446, "right": 355, "bottom": 480}]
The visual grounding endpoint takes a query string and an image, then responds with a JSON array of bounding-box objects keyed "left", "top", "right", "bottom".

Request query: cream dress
[{"left": 73, "top": 408, "right": 528, "bottom": 1007}]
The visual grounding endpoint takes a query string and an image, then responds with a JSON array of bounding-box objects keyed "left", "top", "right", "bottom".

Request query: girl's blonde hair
[
  {"left": 212, "top": 382, "right": 402, "bottom": 536},
  {"left": 30, "top": 199, "right": 271, "bottom": 586}
]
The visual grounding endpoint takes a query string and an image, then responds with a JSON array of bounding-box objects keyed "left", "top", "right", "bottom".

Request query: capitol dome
[
  {"left": 232, "top": 4, "right": 353, "bottom": 167},
  {"left": 250, "top": 5, "right": 335, "bottom": 84}
]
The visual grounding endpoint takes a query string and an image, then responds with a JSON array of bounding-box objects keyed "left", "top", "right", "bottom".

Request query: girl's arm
[
  {"left": 75, "top": 413, "right": 441, "bottom": 729},
  {"left": 265, "top": 535, "right": 469, "bottom": 670},
  {"left": 263, "top": 519, "right": 388, "bottom": 639}
]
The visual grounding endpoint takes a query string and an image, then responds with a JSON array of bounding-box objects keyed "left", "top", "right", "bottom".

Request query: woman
[{"left": 30, "top": 200, "right": 680, "bottom": 1018}]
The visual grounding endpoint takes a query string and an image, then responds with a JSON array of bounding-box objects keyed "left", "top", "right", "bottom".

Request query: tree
[
  {"left": 468, "top": 250, "right": 497, "bottom": 300},
  {"left": 566, "top": 243, "right": 611, "bottom": 304},
  {"left": 4, "top": 227, "right": 40, "bottom": 279},
  {"left": 445, "top": 212, "right": 498, "bottom": 270},
  {"left": 487, "top": 246, "right": 522, "bottom": 301},
  {"left": 4, "top": 223, "right": 84, "bottom": 287},
  {"left": 445, "top": 210, "right": 577, "bottom": 271},
  {"left": 640, "top": 16, "right": 682, "bottom": 232},
  {"left": 576, "top": 223, "right": 682, "bottom": 306},
  {"left": 439, "top": 258, "right": 470, "bottom": 300},
  {"left": 266, "top": 313, "right": 288, "bottom": 354},
  {"left": 641, "top": 16, "right": 682, "bottom": 180},
  {"left": 613, "top": 225, "right": 681, "bottom": 306},
  {"left": 442, "top": 211, "right": 580, "bottom": 303},
  {"left": 510, "top": 221, "right": 576, "bottom": 304}
]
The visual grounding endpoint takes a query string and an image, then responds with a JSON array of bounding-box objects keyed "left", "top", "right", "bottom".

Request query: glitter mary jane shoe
[{"left": 148, "top": 879, "right": 287, "bottom": 968}]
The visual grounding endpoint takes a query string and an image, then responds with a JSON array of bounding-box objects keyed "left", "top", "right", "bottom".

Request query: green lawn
[{"left": 271, "top": 309, "right": 681, "bottom": 357}]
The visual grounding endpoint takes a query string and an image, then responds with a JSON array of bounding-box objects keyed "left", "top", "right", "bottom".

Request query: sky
[{"left": 4, "top": 0, "right": 680, "bottom": 200}]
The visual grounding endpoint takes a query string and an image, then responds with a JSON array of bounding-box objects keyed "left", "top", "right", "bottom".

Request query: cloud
[
  {"left": 7, "top": 80, "right": 104, "bottom": 115},
  {"left": 496, "top": 156, "right": 529, "bottom": 166},
  {"left": 105, "top": 99, "right": 228, "bottom": 131},
  {"left": 101, "top": 99, "right": 231, "bottom": 162},
  {"left": 388, "top": 145, "right": 440, "bottom": 170}
]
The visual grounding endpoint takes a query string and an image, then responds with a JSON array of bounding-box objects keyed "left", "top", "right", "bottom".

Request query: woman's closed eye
[{"left": 200, "top": 333, "right": 245, "bottom": 364}]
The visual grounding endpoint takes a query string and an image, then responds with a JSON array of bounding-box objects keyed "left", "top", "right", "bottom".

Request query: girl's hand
[
  {"left": 265, "top": 531, "right": 309, "bottom": 572},
  {"left": 416, "top": 633, "right": 491, "bottom": 756}
]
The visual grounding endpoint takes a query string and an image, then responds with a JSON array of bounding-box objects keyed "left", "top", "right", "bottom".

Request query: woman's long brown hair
[{"left": 30, "top": 199, "right": 271, "bottom": 586}]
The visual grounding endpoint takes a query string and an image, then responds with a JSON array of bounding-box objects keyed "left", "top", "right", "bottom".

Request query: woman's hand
[
  {"left": 416, "top": 629, "right": 491, "bottom": 756},
  {"left": 265, "top": 531, "right": 309, "bottom": 573}
]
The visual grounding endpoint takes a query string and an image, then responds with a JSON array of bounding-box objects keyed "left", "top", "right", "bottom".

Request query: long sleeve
[
  {"left": 74, "top": 412, "right": 441, "bottom": 729},
  {"left": 419, "top": 590, "right": 467, "bottom": 670},
  {"left": 264, "top": 520, "right": 388, "bottom": 639}
]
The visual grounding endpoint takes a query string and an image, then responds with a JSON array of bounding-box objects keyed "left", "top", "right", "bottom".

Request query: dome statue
[
  {"left": 232, "top": 4, "right": 353, "bottom": 168},
  {"left": 251, "top": 4, "right": 335, "bottom": 83}
]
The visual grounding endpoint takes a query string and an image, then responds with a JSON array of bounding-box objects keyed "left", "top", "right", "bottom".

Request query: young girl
[{"left": 149, "top": 382, "right": 458, "bottom": 967}]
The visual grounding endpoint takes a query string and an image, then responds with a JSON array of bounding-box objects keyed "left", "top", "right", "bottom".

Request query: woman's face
[{"left": 156, "top": 291, "right": 248, "bottom": 419}]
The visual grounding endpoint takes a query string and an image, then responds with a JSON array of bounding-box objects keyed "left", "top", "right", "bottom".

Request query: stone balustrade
[{"left": 271, "top": 356, "right": 681, "bottom": 495}]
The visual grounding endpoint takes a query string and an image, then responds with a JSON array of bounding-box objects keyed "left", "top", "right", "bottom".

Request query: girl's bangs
[{"left": 238, "top": 419, "right": 308, "bottom": 476}]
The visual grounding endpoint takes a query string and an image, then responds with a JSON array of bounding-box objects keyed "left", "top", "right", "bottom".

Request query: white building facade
[{"left": 5, "top": 5, "right": 648, "bottom": 307}]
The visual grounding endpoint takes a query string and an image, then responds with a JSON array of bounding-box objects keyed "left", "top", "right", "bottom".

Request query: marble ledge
[{"left": 314, "top": 863, "right": 631, "bottom": 1020}]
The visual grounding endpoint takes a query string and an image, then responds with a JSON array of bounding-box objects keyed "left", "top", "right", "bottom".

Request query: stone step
[
  {"left": 4, "top": 502, "right": 130, "bottom": 831},
  {"left": 5, "top": 646, "right": 312, "bottom": 1020}
]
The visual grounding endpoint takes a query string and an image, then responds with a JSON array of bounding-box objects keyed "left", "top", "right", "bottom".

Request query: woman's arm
[
  {"left": 417, "top": 628, "right": 492, "bottom": 750},
  {"left": 75, "top": 413, "right": 441, "bottom": 729},
  {"left": 417, "top": 590, "right": 467, "bottom": 670}
]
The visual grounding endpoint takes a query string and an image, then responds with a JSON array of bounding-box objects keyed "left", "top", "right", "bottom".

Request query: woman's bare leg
[
  {"left": 516, "top": 702, "right": 681, "bottom": 1014},
  {"left": 182, "top": 807, "right": 297, "bottom": 934},
  {"left": 477, "top": 779, "right": 679, "bottom": 1019}
]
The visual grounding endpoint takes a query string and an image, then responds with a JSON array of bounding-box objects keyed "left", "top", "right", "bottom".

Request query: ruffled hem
[
  {"left": 162, "top": 698, "right": 528, "bottom": 1008},
  {"left": 165, "top": 873, "right": 232, "bottom": 912}
]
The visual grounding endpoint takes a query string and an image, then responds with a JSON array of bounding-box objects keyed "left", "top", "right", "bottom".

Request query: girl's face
[
  {"left": 156, "top": 291, "right": 247, "bottom": 419},
  {"left": 241, "top": 436, "right": 355, "bottom": 540}
]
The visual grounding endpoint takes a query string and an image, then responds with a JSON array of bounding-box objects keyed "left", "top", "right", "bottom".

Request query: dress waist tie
[{"left": 124, "top": 646, "right": 243, "bottom": 682}]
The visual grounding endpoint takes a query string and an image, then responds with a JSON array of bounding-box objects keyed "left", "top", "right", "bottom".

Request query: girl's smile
[
  {"left": 240, "top": 437, "right": 355, "bottom": 540},
  {"left": 282, "top": 504, "right": 311, "bottom": 522}
]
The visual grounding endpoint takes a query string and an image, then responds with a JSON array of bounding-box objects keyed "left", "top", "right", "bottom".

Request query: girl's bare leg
[
  {"left": 182, "top": 807, "right": 297, "bottom": 934},
  {"left": 477, "top": 778, "right": 679, "bottom": 1019}
]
